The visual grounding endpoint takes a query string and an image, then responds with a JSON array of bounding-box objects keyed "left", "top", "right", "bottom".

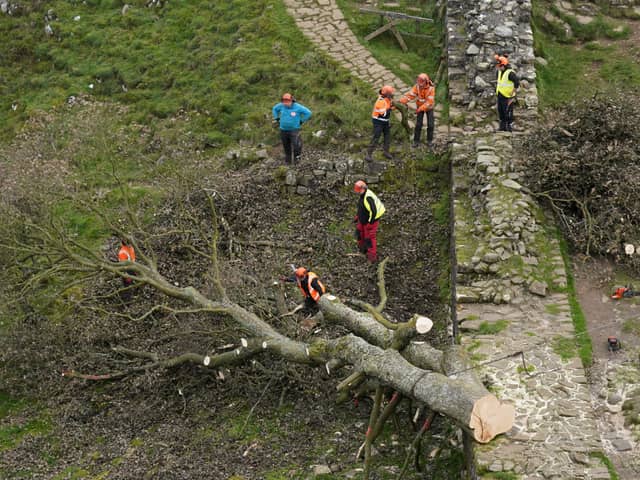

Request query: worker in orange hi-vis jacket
[
  {"left": 365, "top": 85, "right": 395, "bottom": 162},
  {"left": 117, "top": 238, "right": 136, "bottom": 286},
  {"left": 282, "top": 266, "right": 326, "bottom": 311},
  {"left": 400, "top": 73, "right": 436, "bottom": 148}
]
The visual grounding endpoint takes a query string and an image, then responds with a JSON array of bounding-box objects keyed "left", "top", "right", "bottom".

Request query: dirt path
[{"left": 573, "top": 256, "right": 640, "bottom": 479}]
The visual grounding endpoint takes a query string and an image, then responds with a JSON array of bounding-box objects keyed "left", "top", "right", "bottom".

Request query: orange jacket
[
  {"left": 118, "top": 244, "right": 136, "bottom": 262},
  {"left": 400, "top": 83, "right": 435, "bottom": 112},
  {"left": 297, "top": 272, "right": 326, "bottom": 302},
  {"left": 371, "top": 96, "right": 393, "bottom": 121}
]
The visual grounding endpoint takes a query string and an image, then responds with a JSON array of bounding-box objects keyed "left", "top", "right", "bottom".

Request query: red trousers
[{"left": 356, "top": 220, "right": 379, "bottom": 262}]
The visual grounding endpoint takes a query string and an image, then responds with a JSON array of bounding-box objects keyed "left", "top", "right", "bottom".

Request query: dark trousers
[
  {"left": 356, "top": 220, "right": 379, "bottom": 262},
  {"left": 497, "top": 95, "right": 514, "bottom": 131},
  {"left": 369, "top": 120, "right": 390, "bottom": 151},
  {"left": 415, "top": 110, "right": 435, "bottom": 144},
  {"left": 280, "top": 129, "right": 302, "bottom": 163}
]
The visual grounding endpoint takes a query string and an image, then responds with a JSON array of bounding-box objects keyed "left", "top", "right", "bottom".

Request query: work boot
[
  {"left": 383, "top": 138, "right": 392, "bottom": 159},
  {"left": 365, "top": 145, "right": 374, "bottom": 162}
]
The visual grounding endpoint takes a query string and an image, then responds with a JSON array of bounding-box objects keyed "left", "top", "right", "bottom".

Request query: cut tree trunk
[{"left": 326, "top": 334, "right": 514, "bottom": 443}]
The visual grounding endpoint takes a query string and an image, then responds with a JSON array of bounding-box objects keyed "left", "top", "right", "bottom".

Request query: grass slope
[
  {"left": 0, "top": 0, "right": 372, "bottom": 145},
  {"left": 532, "top": 0, "right": 640, "bottom": 108}
]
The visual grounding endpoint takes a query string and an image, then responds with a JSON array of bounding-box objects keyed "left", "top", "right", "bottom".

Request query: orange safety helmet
[
  {"left": 295, "top": 267, "right": 307, "bottom": 278},
  {"left": 494, "top": 54, "right": 509, "bottom": 67},
  {"left": 380, "top": 85, "right": 394, "bottom": 97},
  {"left": 281, "top": 92, "right": 294, "bottom": 103},
  {"left": 354, "top": 180, "right": 367, "bottom": 193},
  {"left": 417, "top": 73, "right": 430, "bottom": 85}
]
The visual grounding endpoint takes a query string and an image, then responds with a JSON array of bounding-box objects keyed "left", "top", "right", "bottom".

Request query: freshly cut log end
[
  {"left": 415, "top": 316, "right": 433, "bottom": 334},
  {"left": 469, "top": 394, "right": 515, "bottom": 443}
]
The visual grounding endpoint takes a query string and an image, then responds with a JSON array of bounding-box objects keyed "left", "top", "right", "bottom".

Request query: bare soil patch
[{"left": 573, "top": 255, "right": 640, "bottom": 479}]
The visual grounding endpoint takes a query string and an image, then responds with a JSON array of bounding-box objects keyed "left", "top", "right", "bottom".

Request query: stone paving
[
  {"left": 284, "top": 0, "right": 620, "bottom": 478},
  {"left": 445, "top": 0, "right": 616, "bottom": 478},
  {"left": 283, "top": 0, "right": 410, "bottom": 95},
  {"left": 459, "top": 296, "right": 608, "bottom": 479}
]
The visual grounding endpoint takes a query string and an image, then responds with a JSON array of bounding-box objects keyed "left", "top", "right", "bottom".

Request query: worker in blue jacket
[{"left": 272, "top": 92, "right": 312, "bottom": 164}]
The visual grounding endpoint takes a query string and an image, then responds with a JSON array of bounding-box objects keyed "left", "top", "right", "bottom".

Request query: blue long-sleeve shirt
[{"left": 272, "top": 102, "right": 312, "bottom": 131}]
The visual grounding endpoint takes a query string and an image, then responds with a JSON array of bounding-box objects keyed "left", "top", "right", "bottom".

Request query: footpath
[{"left": 285, "top": 0, "right": 617, "bottom": 478}]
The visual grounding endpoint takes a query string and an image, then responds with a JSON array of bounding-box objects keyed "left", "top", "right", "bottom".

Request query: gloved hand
[
  {"left": 355, "top": 228, "right": 361, "bottom": 241},
  {"left": 272, "top": 118, "right": 279, "bottom": 129}
]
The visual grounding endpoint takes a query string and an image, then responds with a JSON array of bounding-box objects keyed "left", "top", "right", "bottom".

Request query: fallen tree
[{"left": 2, "top": 184, "right": 514, "bottom": 477}]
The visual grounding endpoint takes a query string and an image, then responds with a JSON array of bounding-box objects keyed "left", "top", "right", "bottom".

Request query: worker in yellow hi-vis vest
[{"left": 495, "top": 54, "right": 520, "bottom": 132}]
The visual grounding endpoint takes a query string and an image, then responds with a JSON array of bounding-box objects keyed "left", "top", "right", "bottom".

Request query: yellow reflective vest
[
  {"left": 364, "top": 190, "right": 385, "bottom": 222},
  {"left": 496, "top": 69, "right": 515, "bottom": 98}
]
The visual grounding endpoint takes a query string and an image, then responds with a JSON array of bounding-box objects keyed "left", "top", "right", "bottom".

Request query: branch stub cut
[
  {"left": 415, "top": 316, "right": 433, "bottom": 334},
  {"left": 203, "top": 356, "right": 211, "bottom": 366}
]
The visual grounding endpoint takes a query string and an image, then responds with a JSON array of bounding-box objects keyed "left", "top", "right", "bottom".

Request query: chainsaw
[{"left": 610, "top": 284, "right": 640, "bottom": 299}]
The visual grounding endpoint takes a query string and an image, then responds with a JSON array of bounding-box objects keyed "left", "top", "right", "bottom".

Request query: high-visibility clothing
[
  {"left": 496, "top": 69, "right": 515, "bottom": 98},
  {"left": 371, "top": 96, "right": 392, "bottom": 121},
  {"left": 400, "top": 83, "right": 436, "bottom": 112},
  {"left": 118, "top": 244, "right": 136, "bottom": 262},
  {"left": 363, "top": 190, "right": 385, "bottom": 223},
  {"left": 297, "top": 272, "right": 326, "bottom": 302}
]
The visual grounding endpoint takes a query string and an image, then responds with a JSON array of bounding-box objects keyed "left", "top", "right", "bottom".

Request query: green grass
[
  {"left": 52, "top": 467, "right": 91, "bottom": 480},
  {"left": 477, "top": 320, "right": 509, "bottom": 335},
  {"left": 622, "top": 318, "right": 640, "bottom": 336},
  {"left": 590, "top": 452, "right": 620, "bottom": 480},
  {"left": 0, "top": 392, "right": 24, "bottom": 419},
  {"left": 544, "top": 303, "right": 563, "bottom": 315},
  {"left": 336, "top": 0, "right": 447, "bottom": 102},
  {"left": 533, "top": 1, "right": 640, "bottom": 109},
  {"left": 552, "top": 335, "right": 578, "bottom": 361},
  {"left": 0, "top": 393, "right": 51, "bottom": 451},
  {"left": 558, "top": 235, "right": 593, "bottom": 367},
  {"left": 0, "top": 1, "right": 373, "bottom": 145},
  {"left": 517, "top": 364, "right": 535, "bottom": 374}
]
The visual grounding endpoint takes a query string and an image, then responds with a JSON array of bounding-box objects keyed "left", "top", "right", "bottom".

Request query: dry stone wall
[
  {"left": 444, "top": 0, "right": 622, "bottom": 478},
  {"left": 447, "top": 0, "right": 538, "bottom": 134}
]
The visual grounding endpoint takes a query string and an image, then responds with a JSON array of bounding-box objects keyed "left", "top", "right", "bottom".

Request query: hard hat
[
  {"left": 494, "top": 54, "right": 509, "bottom": 67},
  {"left": 295, "top": 267, "right": 307, "bottom": 278},
  {"left": 281, "top": 92, "right": 293, "bottom": 103},
  {"left": 354, "top": 180, "right": 367, "bottom": 193},
  {"left": 380, "top": 85, "right": 394, "bottom": 96},
  {"left": 417, "top": 73, "right": 430, "bottom": 84}
]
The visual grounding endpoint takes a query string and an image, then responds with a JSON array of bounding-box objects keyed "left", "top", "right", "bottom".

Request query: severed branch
[
  {"left": 362, "top": 385, "right": 384, "bottom": 479},
  {"left": 15, "top": 215, "right": 513, "bottom": 443},
  {"left": 63, "top": 340, "right": 270, "bottom": 381},
  {"left": 397, "top": 411, "right": 436, "bottom": 480},
  {"left": 374, "top": 257, "right": 389, "bottom": 311}
]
